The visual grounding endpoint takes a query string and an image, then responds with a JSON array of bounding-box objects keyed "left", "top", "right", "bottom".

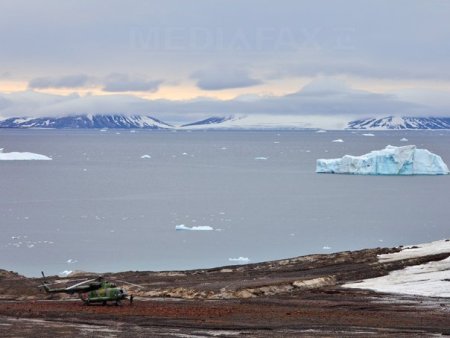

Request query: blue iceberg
[{"left": 316, "top": 145, "right": 449, "bottom": 175}]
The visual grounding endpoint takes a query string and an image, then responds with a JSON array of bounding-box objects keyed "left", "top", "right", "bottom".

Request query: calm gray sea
[{"left": 1, "top": 129, "right": 449, "bottom": 277}]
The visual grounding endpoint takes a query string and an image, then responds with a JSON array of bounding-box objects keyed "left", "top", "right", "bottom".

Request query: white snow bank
[
  {"left": 228, "top": 257, "right": 250, "bottom": 263},
  {"left": 0, "top": 151, "right": 52, "bottom": 160},
  {"left": 175, "top": 224, "right": 214, "bottom": 231},
  {"left": 316, "top": 145, "right": 449, "bottom": 175},
  {"left": 344, "top": 257, "right": 450, "bottom": 298},
  {"left": 378, "top": 239, "right": 450, "bottom": 263},
  {"left": 344, "top": 239, "right": 450, "bottom": 298}
]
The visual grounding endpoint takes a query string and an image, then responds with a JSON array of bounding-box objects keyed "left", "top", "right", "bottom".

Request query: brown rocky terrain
[{"left": 0, "top": 244, "right": 449, "bottom": 337}]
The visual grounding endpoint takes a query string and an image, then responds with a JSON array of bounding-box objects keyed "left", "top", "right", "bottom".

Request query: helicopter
[{"left": 39, "top": 271, "right": 132, "bottom": 305}]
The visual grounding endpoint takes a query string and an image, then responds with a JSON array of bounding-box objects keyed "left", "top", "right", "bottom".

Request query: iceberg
[
  {"left": 228, "top": 257, "right": 250, "bottom": 263},
  {"left": 0, "top": 150, "right": 52, "bottom": 160},
  {"left": 175, "top": 224, "right": 214, "bottom": 231},
  {"left": 316, "top": 145, "right": 449, "bottom": 175}
]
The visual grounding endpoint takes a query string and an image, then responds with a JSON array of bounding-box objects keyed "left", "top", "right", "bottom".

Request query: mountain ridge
[
  {"left": 0, "top": 114, "right": 173, "bottom": 129},
  {"left": 347, "top": 116, "right": 450, "bottom": 130}
]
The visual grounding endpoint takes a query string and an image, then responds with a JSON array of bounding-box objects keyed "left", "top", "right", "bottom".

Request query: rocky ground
[{"left": 0, "top": 244, "right": 449, "bottom": 337}]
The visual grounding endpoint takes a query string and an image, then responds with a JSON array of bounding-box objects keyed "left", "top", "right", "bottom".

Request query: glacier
[{"left": 316, "top": 145, "right": 449, "bottom": 175}]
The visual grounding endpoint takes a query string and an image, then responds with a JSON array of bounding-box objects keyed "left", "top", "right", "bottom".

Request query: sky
[{"left": 0, "top": 0, "right": 449, "bottom": 124}]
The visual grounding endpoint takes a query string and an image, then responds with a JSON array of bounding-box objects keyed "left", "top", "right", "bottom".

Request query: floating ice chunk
[
  {"left": 228, "top": 257, "right": 250, "bottom": 263},
  {"left": 0, "top": 151, "right": 52, "bottom": 161},
  {"left": 362, "top": 133, "right": 375, "bottom": 137},
  {"left": 175, "top": 224, "right": 214, "bottom": 231},
  {"left": 182, "top": 152, "right": 188, "bottom": 156},
  {"left": 316, "top": 129, "right": 327, "bottom": 133},
  {"left": 322, "top": 246, "right": 331, "bottom": 250},
  {"left": 316, "top": 145, "right": 449, "bottom": 175},
  {"left": 332, "top": 139, "right": 344, "bottom": 143},
  {"left": 400, "top": 138, "right": 408, "bottom": 142},
  {"left": 140, "top": 154, "right": 151, "bottom": 159},
  {"left": 66, "top": 259, "right": 78, "bottom": 264},
  {"left": 59, "top": 270, "right": 73, "bottom": 277},
  {"left": 254, "top": 157, "right": 268, "bottom": 160}
]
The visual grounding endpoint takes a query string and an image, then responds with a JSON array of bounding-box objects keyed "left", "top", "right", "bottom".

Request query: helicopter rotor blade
[
  {"left": 110, "top": 279, "right": 145, "bottom": 289},
  {"left": 66, "top": 277, "right": 100, "bottom": 290}
]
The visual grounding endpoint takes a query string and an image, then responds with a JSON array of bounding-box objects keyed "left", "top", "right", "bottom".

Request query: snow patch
[
  {"left": 378, "top": 239, "right": 450, "bottom": 263},
  {"left": 344, "top": 239, "right": 450, "bottom": 298}
]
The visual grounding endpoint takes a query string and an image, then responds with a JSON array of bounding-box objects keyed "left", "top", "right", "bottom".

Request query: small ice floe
[
  {"left": 182, "top": 152, "right": 188, "bottom": 156},
  {"left": 273, "top": 141, "right": 280, "bottom": 144},
  {"left": 140, "top": 154, "right": 151, "bottom": 159},
  {"left": 175, "top": 224, "right": 214, "bottom": 231},
  {"left": 400, "top": 137, "right": 408, "bottom": 142},
  {"left": 130, "top": 130, "right": 136, "bottom": 133},
  {"left": 332, "top": 139, "right": 344, "bottom": 143},
  {"left": 305, "top": 150, "right": 311, "bottom": 153},
  {"left": 362, "top": 133, "right": 375, "bottom": 137},
  {"left": 66, "top": 259, "right": 78, "bottom": 264},
  {"left": 83, "top": 168, "right": 87, "bottom": 172},
  {"left": 254, "top": 156, "right": 268, "bottom": 160},
  {"left": 220, "top": 147, "right": 227, "bottom": 150},
  {"left": 0, "top": 150, "right": 52, "bottom": 161},
  {"left": 316, "top": 129, "right": 327, "bottom": 133},
  {"left": 100, "top": 128, "right": 108, "bottom": 132},
  {"left": 59, "top": 270, "right": 73, "bottom": 277},
  {"left": 322, "top": 246, "right": 331, "bottom": 250},
  {"left": 228, "top": 257, "right": 250, "bottom": 263}
]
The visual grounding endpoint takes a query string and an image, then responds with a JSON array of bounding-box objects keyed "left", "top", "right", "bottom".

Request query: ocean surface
[{"left": 1, "top": 129, "right": 449, "bottom": 277}]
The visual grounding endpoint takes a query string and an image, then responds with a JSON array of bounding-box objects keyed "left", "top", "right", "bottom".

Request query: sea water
[{"left": 1, "top": 129, "right": 449, "bottom": 276}]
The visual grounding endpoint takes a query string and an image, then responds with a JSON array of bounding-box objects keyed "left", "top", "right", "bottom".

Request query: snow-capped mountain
[
  {"left": 0, "top": 114, "right": 173, "bottom": 129},
  {"left": 347, "top": 116, "right": 450, "bottom": 130}
]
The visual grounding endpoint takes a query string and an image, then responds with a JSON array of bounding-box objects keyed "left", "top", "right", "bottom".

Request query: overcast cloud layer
[{"left": 0, "top": 0, "right": 449, "bottom": 122}]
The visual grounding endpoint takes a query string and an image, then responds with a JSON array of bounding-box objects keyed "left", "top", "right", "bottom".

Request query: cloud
[
  {"left": 191, "top": 67, "right": 262, "bottom": 90},
  {"left": 28, "top": 74, "right": 91, "bottom": 89},
  {"left": 102, "top": 73, "right": 162, "bottom": 92},
  {"left": 1, "top": 78, "right": 442, "bottom": 123}
]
